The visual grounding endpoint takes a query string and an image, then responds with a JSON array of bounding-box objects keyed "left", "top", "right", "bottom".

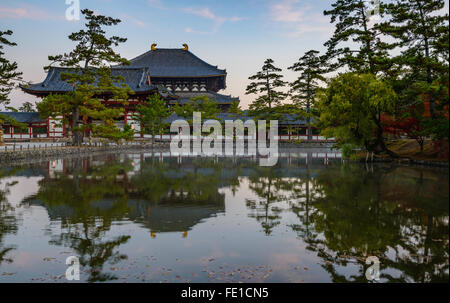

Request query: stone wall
[{"left": 0, "top": 143, "right": 169, "bottom": 163}]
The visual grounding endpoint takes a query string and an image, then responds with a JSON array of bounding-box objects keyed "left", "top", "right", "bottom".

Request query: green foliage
[
  {"left": 18, "top": 101, "right": 35, "bottom": 112},
  {"left": 288, "top": 50, "right": 326, "bottom": 110},
  {"left": 288, "top": 49, "right": 326, "bottom": 140},
  {"left": 173, "top": 95, "right": 220, "bottom": 123},
  {"left": 324, "top": 0, "right": 393, "bottom": 75},
  {"left": 229, "top": 99, "right": 242, "bottom": 117},
  {"left": 316, "top": 73, "right": 397, "bottom": 153},
  {"left": 133, "top": 93, "right": 171, "bottom": 142},
  {"left": 0, "top": 30, "right": 22, "bottom": 109},
  {"left": 0, "top": 113, "right": 27, "bottom": 131},
  {"left": 340, "top": 143, "right": 360, "bottom": 159},
  {"left": 246, "top": 58, "right": 288, "bottom": 114},
  {"left": 380, "top": 0, "right": 448, "bottom": 118},
  {"left": 37, "top": 9, "right": 131, "bottom": 146}
]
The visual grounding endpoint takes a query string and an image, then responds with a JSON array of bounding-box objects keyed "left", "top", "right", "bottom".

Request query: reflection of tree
[
  {"left": 132, "top": 157, "right": 241, "bottom": 205},
  {"left": 50, "top": 228, "right": 130, "bottom": 282},
  {"left": 245, "top": 167, "right": 289, "bottom": 235},
  {"left": 288, "top": 164, "right": 449, "bottom": 283},
  {"left": 23, "top": 159, "right": 133, "bottom": 282},
  {"left": 288, "top": 169, "right": 322, "bottom": 245},
  {"left": 0, "top": 167, "right": 22, "bottom": 266},
  {"left": 21, "top": 156, "right": 243, "bottom": 281}
]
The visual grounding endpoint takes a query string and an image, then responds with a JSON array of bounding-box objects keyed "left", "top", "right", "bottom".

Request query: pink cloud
[
  {"left": 183, "top": 7, "right": 245, "bottom": 34},
  {"left": 0, "top": 5, "right": 60, "bottom": 21},
  {"left": 122, "top": 14, "right": 148, "bottom": 28},
  {"left": 270, "top": 0, "right": 333, "bottom": 38}
]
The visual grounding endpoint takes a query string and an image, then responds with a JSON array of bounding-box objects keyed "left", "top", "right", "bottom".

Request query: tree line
[
  {"left": 245, "top": 0, "right": 448, "bottom": 157},
  {"left": 0, "top": 1, "right": 448, "bottom": 155}
]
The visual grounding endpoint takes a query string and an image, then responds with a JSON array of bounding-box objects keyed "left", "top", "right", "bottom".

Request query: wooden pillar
[{"left": 47, "top": 118, "right": 50, "bottom": 138}]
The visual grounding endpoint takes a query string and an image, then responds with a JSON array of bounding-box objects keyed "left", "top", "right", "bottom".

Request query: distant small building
[{"left": 0, "top": 112, "right": 62, "bottom": 140}]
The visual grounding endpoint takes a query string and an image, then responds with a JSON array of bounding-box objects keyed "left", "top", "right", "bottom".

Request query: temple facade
[
  {"left": 14, "top": 44, "right": 327, "bottom": 141},
  {"left": 121, "top": 44, "right": 238, "bottom": 112}
]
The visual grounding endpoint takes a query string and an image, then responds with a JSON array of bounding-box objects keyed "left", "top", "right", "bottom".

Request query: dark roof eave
[
  {"left": 150, "top": 74, "right": 226, "bottom": 78},
  {"left": 21, "top": 86, "right": 176, "bottom": 99}
]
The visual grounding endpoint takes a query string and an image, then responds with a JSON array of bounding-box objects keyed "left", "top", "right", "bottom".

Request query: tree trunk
[
  {"left": 72, "top": 106, "right": 82, "bottom": 146},
  {"left": 307, "top": 81, "right": 312, "bottom": 142},
  {"left": 418, "top": 1, "right": 435, "bottom": 118},
  {"left": 151, "top": 126, "right": 155, "bottom": 147},
  {"left": 375, "top": 126, "right": 397, "bottom": 158},
  {"left": 371, "top": 113, "right": 398, "bottom": 157},
  {"left": 418, "top": 139, "right": 424, "bottom": 153},
  {"left": 0, "top": 127, "right": 4, "bottom": 146}
]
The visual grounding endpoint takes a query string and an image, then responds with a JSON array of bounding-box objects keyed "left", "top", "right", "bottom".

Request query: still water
[{"left": 0, "top": 152, "right": 448, "bottom": 283}]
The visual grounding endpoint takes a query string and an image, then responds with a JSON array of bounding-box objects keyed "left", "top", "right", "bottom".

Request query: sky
[{"left": 0, "top": 0, "right": 448, "bottom": 109}]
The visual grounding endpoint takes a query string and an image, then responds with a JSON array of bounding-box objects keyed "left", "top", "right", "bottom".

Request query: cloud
[
  {"left": 271, "top": 0, "right": 304, "bottom": 23},
  {"left": 184, "top": 27, "right": 211, "bottom": 35},
  {"left": 230, "top": 16, "right": 246, "bottom": 22},
  {"left": 182, "top": 7, "right": 245, "bottom": 34},
  {"left": 122, "top": 14, "right": 148, "bottom": 28},
  {"left": 183, "top": 7, "right": 226, "bottom": 25},
  {"left": 269, "top": 0, "right": 333, "bottom": 37},
  {"left": 0, "top": 5, "right": 59, "bottom": 21},
  {"left": 147, "top": 0, "right": 165, "bottom": 9}
]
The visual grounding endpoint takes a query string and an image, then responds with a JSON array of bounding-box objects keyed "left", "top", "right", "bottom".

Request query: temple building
[
  {"left": 121, "top": 44, "right": 238, "bottom": 112},
  {"left": 13, "top": 44, "right": 325, "bottom": 141}
]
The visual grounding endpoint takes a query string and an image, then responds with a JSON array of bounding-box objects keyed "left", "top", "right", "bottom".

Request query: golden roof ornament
[
  {"left": 151, "top": 43, "right": 157, "bottom": 51},
  {"left": 183, "top": 43, "right": 189, "bottom": 51}
]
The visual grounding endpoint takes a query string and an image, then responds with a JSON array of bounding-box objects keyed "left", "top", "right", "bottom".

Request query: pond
[{"left": 0, "top": 152, "right": 448, "bottom": 283}]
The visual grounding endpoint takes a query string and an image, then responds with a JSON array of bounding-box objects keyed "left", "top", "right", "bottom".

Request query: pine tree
[
  {"left": 246, "top": 59, "right": 287, "bottom": 120},
  {"left": 0, "top": 30, "right": 23, "bottom": 144},
  {"left": 323, "top": 0, "right": 392, "bottom": 75},
  {"left": 288, "top": 50, "right": 326, "bottom": 141},
  {"left": 133, "top": 93, "right": 171, "bottom": 145},
  {"left": 380, "top": 0, "right": 449, "bottom": 117},
  {"left": 0, "top": 30, "right": 22, "bottom": 109},
  {"left": 18, "top": 101, "right": 35, "bottom": 112},
  {"left": 36, "top": 9, "right": 131, "bottom": 146}
]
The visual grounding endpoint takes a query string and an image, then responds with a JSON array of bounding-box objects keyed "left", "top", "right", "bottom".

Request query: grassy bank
[{"left": 357, "top": 139, "right": 449, "bottom": 163}]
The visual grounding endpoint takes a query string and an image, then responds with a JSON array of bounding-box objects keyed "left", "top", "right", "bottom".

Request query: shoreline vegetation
[{"left": 354, "top": 139, "right": 449, "bottom": 165}]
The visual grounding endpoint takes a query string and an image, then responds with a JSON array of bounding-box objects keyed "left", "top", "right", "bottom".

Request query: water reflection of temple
[
  {"left": 43, "top": 151, "right": 343, "bottom": 178},
  {"left": 8, "top": 153, "right": 450, "bottom": 282},
  {"left": 23, "top": 155, "right": 229, "bottom": 237}
]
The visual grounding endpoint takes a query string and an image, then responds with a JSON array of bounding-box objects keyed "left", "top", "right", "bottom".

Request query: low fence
[{"left": 1, "top": 141, "right": 149, "bottom": 151}]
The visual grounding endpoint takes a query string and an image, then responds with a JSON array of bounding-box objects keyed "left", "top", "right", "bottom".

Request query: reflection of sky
[
  {"left": 0, "top": 156, "right": 449, "bottom": 283},
  {"left": 1, "top": 174, "right": 329, "bottom": 282}
]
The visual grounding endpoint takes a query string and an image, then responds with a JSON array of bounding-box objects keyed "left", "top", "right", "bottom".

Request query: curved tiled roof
[
  {"left": 125, "top": 48, "right": 226, "bottom": 78},
  {"left": 169, "top": 91, "right": 239, "bottom": 104},
  {"left": 21, "top": 67, "right": 169, "bottom": 95},
  {"left": 163, "top": 112, "right": 307, "bottom": 125},
  {"left": 0, "top": 112, "right": 45, "bottom": 123}
]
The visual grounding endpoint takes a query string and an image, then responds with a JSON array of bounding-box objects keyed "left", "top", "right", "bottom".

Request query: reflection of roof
[
  {"left": 26, "top": 197, "right": 225, "bottom": 233},
  {"left": 20, "top": 67, "right": 175, "bottom": 97},
  {"left": 125, "top": 48, "right": 226, "bottom": 78},
  {"left": 128, "top": 198, "right": 225, "bottom": 232},
  {"left": 170, "top": 91, "right": 238, "bottom": 105},
  {"left": 0, "top": 112, "right": 45, "bottom": 123}
]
